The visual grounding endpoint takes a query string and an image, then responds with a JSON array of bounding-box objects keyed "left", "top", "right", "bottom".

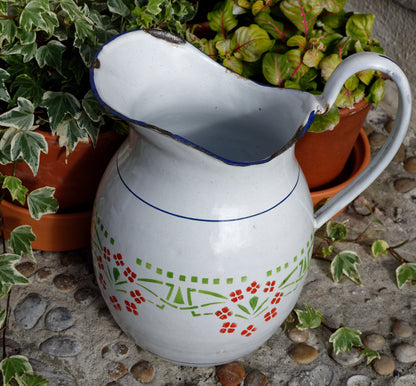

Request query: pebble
[
  {"left": 392, "top": 320, "right": 413, "bottom": 338},
  {"left": 331, "top": 347, "right": 363, "bottom": 367},
  {"left": 53, "top": 273, "right": 77, "bottom": 290},
  {"left": 216, "top": 362, "right": 245, "bottom": 386},
  {"left": 16, "top": 261, "right": 36, "bottom": 277},
  {"left": 34, "top": 267, "right": 53, "bottom": 283},
  {"left": 0, "top": 338, "right": 20, "bottom": 356},
  {"left": 14, "top": 293, "right": 47, "bottom": 330},
  {"left": 74, "top": 287, "right": 97, "bottom": 305},
  {"left": 130, "top": 360, "right": 155, "bottom": 383},
  {"left": 303, "top": 365, "right": 333, "bottom": 385},
  {"left": 385, "top": 119, "right": 395, "bottom": 133},
  {"left": 394, "top": 343, "right": 416, "bottom": 363},
  {"left": 40, "top": 336, "right": 81, "bottom": 357},
  {"left": 287, "top": 327, "right": 309, "bottom": 343},
  {"left": 394, "top": 374, "right": 416, "bottom": 385},
  {"left": 372, "top": 355, "right": 395, "bottom": 376},
  {"left": 404, "top": 156, "right": 416, "bottom": 173},
  {"left": 393, "top": 144, "right": 406, "bottom": 162},
  {"left": 107, "top": 362, "right": 127, "bottom": 380},
  {"left": 352, "top": 196, "right": 372, "bottom": 216},
  {"left": 243, "top": 369, "right": 268, "bottom": 386},
  {"left": 394, "top": 178, "right": 416, "bottom": 193},
  {"left": 289, "top": 344, "right": 318, "bottom": 364},
  {"left": 346, "top": 375, "right": 372, "bottom": 386},
  {"left": 45, "top": 307, "right": 74, "bottom": 332},
  {"left": 30, "top": 358, "right": 75, "bottom": 386},
  {"left": 102, "top": 342, "right": 129, "bottom": 360},
  {"left": 369, "top": 132, "right": 387, "bottom": 147},
  {"left": 106, "top": 382, "right": 121, "bottom": 386},
  {"left": 362, "top": 333, "right": 385, "bottom": 350}
]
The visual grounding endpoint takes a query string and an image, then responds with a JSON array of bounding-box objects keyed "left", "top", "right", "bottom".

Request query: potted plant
[
  {"left": 0, "top": 0, "right": 199, "bottom": 251},
  {"left": 186, "top": 0, "right": 385, "bottom": 191}
]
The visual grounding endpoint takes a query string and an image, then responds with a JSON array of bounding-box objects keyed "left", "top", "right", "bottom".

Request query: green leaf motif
[
  {"left": 329, "top": 327, "right": 362, "bottom": 355},
  {"left": 238, "top": 304, "right": 250, "bottom": 315},
  {"left": 346, "top": 14, "right": 374, "bottom": 45},
  {"left": 8, "top": 225, "right": 36, "bottom": 261},
  {"left": 113, "top": 267, "right": 120, "bottom": 282},
  {"left": 2, "top": 176, "right": 28, "bottom": 206},
  {"left": 396, "top": 263, "right": 416, "bottom": 289},
  {"left": 330, "top": 250, "right": 362, "bottom": 285},
  {"left": 0, "top": 97, "right": 35, "bottom": 132},
  {"left": 0, "top": 355, "right": 33, "bottom": 385},
  {"left": 308, "top": 105, "right": 340, "bottom": 132},
  {"left": 233, "top": 24, "right": 274, "bottom": 63},
  {"left": 0, "top": 254, "right": 29, "bottom": 294},
  {"left": 249, "top": 296, "right": 259, "bottom": 310},
  {"left": 295, "top": 303, "right": 324, "bottom": 330},
  {"left": 326, "top": 221, "right": 347, "bottom": 241},
  {"left": 10, "top": 130, "right": 48, "bottom": 176},
  {"left": 280, "top": 0, "right": 323, "bottom": 36},
  {"left": 371, "top": 240, "right": 389, "bottom": 258},
  {"left": 27, "top": 187, "right": 59, "bottom": 220},
  {"left": 41, "top": 91, "right": 81, "bottom": 133}
]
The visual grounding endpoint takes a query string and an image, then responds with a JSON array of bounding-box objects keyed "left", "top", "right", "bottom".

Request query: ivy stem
[{"left": 388, "top": 247, "right": 408, "bottom": 265}]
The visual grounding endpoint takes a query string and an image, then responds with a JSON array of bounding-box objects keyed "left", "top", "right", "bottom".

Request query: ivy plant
[{"left": 187, "top": 0, "right": 385, "bottom": 132}]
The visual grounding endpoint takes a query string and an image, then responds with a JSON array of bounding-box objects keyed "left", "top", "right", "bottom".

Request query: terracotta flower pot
[
  {"left": 0, "top": 130, "right": 126, "bottom": 251},
  {"left": 295, "top": 100, "right": 372, "bottom": 190},
  {"left": 310, "top": 128, "right": 371, "bottom": 208}
]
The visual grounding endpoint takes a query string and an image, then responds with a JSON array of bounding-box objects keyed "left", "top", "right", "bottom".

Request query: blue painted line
[{"left": 116, "top": 157, "right": 300, "bottom": 222}]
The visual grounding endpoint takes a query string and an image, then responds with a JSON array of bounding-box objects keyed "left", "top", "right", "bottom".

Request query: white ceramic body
[{"left": 90, "top": 30, "right": 411, "bottom": 365}]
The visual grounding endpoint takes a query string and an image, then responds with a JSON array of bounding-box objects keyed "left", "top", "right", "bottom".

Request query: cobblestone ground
[{"left": 1, "top": 107, "right": 416, "bottom": 385}]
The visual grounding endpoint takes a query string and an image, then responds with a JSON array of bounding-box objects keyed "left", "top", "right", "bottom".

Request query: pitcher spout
[{"left": 91, "top": 29, "right": 321, "bottom": 165}]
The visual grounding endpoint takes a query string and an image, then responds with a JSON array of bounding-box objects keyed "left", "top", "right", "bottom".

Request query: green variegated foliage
[{"left": 187, "top": 0, "right": 386, "bottom": 132}]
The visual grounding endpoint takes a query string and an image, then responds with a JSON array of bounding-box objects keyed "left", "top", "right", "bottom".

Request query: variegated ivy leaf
[
  {"left": 360, "top": 347, "right": 380, "bottom": 365},
  {"left": 8, "top": 74, "right": 45, "bottom": 107},
  {"left": 326, "top": 221, "right": 347, "bottom": 241},
  {"left": 295, "top": 304, "right": 324, "bottom": 330},
  {"left": 371, "top": 240, "right": 389, "bottom": 258},
  {"left": 308, "top": 105, "right": 340, "bottom": 132},
  {"left": 329, "top": 327, "right": 362, "bottom": 355},
  {"left": 280, "top": 0, "right": 323, "bottom": 37},
  {"left": 8, "top": 225, "right": 36, "bottom": 261},
  {"left": 41, "top": 91, "right": 81, "bottom": 133},
  {"left": 108, "top": 0, "right": 130, "bottom": 17},
  {"left": 60, "top": 0, "right": 84, "bottom": 21},
  {"left": 262, "top": 52, "right": 291, "bottom": 87},
  {"left": 35, "top": 40, "right": 66, "bottom": 72},
  {"left": 17, "top": 29, "right": 36, "bottom": 45},
  {"left": 207, "top": 0, "right": 238, "bottom": 37},
  {"left": 19, "top": 373, "right": 49, "bottom": 386},
  {"left": 0, "top": 68, "right": 10, "bottom": 102},
  {"left": 0, "top": 253, "right": 29, "bottom": 297},
  {"left": 0, "top": 355, "right": 33, "bottom": 385},
  {"left": 0, "top": 18, "right": 17, "bottom": 47},
  {"left": 346, "top": 14, "right": 375, "bottom": 45},
  {"left": 0, "top": 97, "right": 34, "bottom": 131},
  {"left": 19, "top": 0, "right": 59, "bottom": 35},
  {"left": 74, "top": 13, "right": 95, "bottom": 42},
  {"left": 0, "top": 1, "right": 8, "bottom": 14},
  {"left": 27, "top": 187, "right": 59, "bottom": 220},
  {"left": 76, "top": 111, "right": 99, "bottom": 146},
  {"left": 2, "top": 176, "right": 28, "bottom": 205},
  {"left": 331, "top": 250, "right": 362, "bottom": 285},
  {"left": 10, "top": 130, "right": 48, "bottom": 176},
  {"left": 396, "top": 263, "right": 416, "bottom": 289},
  {"left": 232, "top": 24, "right": 274, "bottom": 63},
  {"left": 56, "top": 114, "right": 90, "bottom": 155}
]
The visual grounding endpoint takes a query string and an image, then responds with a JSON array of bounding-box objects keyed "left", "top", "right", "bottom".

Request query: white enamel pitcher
[{"left": 90, "top": 29, "right": 411, "bottom": 366}]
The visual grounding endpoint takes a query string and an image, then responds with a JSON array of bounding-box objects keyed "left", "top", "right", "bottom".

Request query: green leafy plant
[
  {"left": 314, "top": 206, "right": 414, "bottom": 289},
  {"left": 187, "top": 0, "right": 385, "bottom": 132},
  {"left": 292, "top": 303, "right": 380, "bottom": 364}
]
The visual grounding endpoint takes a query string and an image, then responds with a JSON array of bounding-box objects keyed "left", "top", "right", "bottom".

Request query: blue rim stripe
[{"left": 116, "top": 157, "right": 300, "bottom": 222}]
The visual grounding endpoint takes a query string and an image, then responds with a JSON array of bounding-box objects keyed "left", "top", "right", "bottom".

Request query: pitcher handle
[{"left": 313, "top": 52, "right": 412, "bottom": 229}]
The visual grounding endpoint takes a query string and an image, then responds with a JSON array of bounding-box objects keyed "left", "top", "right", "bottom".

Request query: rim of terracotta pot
[{"left": 310, "top": 128, "right": 370, "bottom": 207}]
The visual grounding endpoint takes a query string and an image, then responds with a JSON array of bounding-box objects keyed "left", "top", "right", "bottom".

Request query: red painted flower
[
  {"left": 113, "top": 253, "right": 124, "bottom": 267},
  {"left": 130, "top": 290, "right": 145, "bottom": 304},
  {"left": 215, "top": 307, "right": 232, "bottom": 320},
  {"left": 99, "top": 273, "right": 107, "bottom": 290},
  {"left": 246, "top": 281, "right": 260, "bottom": 294},
  {"left": 96, "top": 256, "right": 104, "bottom": 271},
  {"left": 219, "top": 322, "right": 237, "bottom": 334},
  {"left": 264, "top": 307, "right": 277, "bottom": 322},
  {"left": 109, "top": 295, "right": 122, "bottom": 311},
  {"left": 125, "top": 300, "right": 139, "bottom": 316},
  {"left": 263, "top": 280, "right": 276, "bottom": 293},
  {"left": 123, "top": 267, "right": 137, "bottom": 283},
  {"left": 271, "top": 292, "right": 283, "bottom": 305},
  {"left": 241, "top": 324, "right": 257, "bottom": 337},
  {"left": 230, "top": 289, "right": 244, "bottom": 303},
  {"left": 103, "top": 247, "right": 111, "bottom": 262}
]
